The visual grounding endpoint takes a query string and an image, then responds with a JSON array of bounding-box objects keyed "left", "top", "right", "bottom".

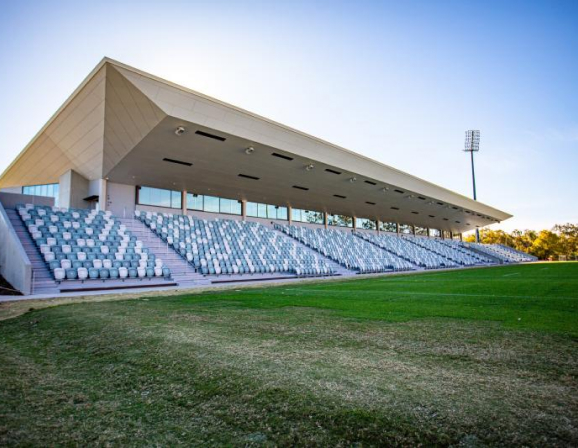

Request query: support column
[
  {"left": 412, "top": 225, "right": 416, "bottom": 236},
  {"left": 396, "top": 222, "right": 400, "bottom": 235},
  {"left": 182, "top": 190, "right": 187, "bottom": 215},
  {"left": 324, "top": 212, "right": 328, "bottom": 229},
  {"left": 99, "top": 179, "right": 108, "bottom": 212},
  {"left": 241, "top": 200, "right": 247, "bottom": 221},
  {"left": 376, "top": 219, "right": 380, "bottom": 234},
  {"left": 58, "top": 169, "right": 89, "bottom": 210},
  {"left": 352, "top": 216, "right": 357, "bottom": 230}
]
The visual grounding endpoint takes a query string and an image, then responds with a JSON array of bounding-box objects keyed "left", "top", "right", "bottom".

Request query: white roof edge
[{"left": 105, "top": 58, "right": 511, "bottom": 221}]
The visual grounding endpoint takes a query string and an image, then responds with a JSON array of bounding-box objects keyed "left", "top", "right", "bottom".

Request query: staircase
[
  {"left": 6, "top": 209, "right": 60, "bottom": 295},
  {"left": 119, "top": 218, "right": 211, "bottom": 287}
]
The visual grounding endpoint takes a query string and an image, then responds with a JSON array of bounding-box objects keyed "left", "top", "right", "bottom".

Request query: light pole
[{"left": 464, "top": 130, "right": 480, "bottom": 242}]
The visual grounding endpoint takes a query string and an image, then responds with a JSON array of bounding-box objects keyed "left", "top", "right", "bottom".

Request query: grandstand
[{"left": 0, "top": 57, "right": 533, "bottom": 296}]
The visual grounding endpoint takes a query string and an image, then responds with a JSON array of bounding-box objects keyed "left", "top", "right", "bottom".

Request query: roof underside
[{"left": 0, "top": 58, "right": 512, "bottom": 233}]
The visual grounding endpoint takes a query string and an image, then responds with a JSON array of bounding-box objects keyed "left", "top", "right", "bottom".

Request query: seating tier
[
  {"left": 17, "top": 204, "right": 171, "bottom": 282},
  {"left": 137, "top": 211, "right": 334, "bottom": 277},
  {"left": 277, "top": 225, "right": 414, "bottom": 273}
]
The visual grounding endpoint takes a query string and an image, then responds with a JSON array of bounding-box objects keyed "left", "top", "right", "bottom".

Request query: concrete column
[
  {"left": 396, "top": 223, "right": 400, "bottom": 235},
  {"left": 288, "top": 206, "right": 292, "bottom": 225},
  {"left": 412, "top": 225, "right": 416, "bottom": 236},
  {"left": 353, "top": 216, "right": 357, "bottom": 230},
  {"left": 241, "top": 200, "right": 247, "bottom": 221},
  {"left": 99, "top": 179, "right": 108, "bottom": 212},
  {"left": 182, "top": 190, "right": 187, "bottom": 215},
  {"left": 376, "top": 219, "right": 380, "bottom": 234},
  {"left": 324, "top": 212, "right": 328, "bottom": 229},
  {"left": 58, "top": 169, "right": 88, "bottom": 210}
]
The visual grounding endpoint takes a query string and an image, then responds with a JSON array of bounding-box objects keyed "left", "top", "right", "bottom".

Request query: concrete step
[
  {"left": 118, "top": 218, "right": 210, "bottom": 286},
  {"left": 7, "top": 209, "right": 60, "bottom": 294}
]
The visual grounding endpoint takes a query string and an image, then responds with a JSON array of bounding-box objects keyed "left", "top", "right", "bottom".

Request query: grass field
[{"left": 1, "top": 263, "right": 577, "bottom": 446}]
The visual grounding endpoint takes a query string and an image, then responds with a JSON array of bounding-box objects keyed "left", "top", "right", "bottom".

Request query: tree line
[{"left": 464, "top": 223, "right": 578, "bottom": 260}]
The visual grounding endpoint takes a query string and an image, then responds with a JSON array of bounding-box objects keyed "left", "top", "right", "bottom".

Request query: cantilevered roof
[{"left": 0, "top": 57, "right": 512, "bottom": 232}]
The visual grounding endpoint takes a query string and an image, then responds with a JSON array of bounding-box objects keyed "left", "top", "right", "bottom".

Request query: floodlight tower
[{"left": 464, "top": 130, "right": 480, "bottom": 242}]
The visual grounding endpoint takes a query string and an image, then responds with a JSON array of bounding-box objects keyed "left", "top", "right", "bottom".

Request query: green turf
[{"left": 1, "top": 263, "right": 577, "bottom": 446}]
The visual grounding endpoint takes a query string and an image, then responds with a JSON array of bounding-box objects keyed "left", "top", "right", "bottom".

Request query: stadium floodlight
[{"left": 464, "top": 130, "right": 480, "bottom": 242}]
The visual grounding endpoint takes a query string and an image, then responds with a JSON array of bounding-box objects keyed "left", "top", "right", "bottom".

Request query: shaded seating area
[
  {"left": 17, "top": 204, "right": 171, "bottom": 283},
  {"left": 466, "top": 242, "right": 538, "bottom": 263},
  {"left": 355, "top": 232, "right": 457, "bottom": 269},
  {"left": 136, "top": 211, "right": 334, "bottom": 277},
  {"left": 276, "top": 225, "right": 414, "bottom": 273},
  {"left": 402, "top": 234, "right": 489, "bottom": 266},
  {"left": 437, "top": 239, "right": 494, "bottom": 264}
]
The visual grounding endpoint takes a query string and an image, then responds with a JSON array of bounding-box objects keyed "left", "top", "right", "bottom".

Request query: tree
[{"left": 464, "top": 223, "right": 577, "bottom": 260}]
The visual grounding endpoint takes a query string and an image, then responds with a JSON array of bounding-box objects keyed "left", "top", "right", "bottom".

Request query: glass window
[
  {"left": 204, "top": 196, "right": 219, "bottom": 213},
  {"left": 356, "top": 217, "right": 376, "bottom": 230},
  {"left": 257, "top": 203, "right": 267, "bottom": 218},
  {"left": 292, "top": 208, "right": 301, "bottom": 222},
  {"left": 171, "top": 191, "right": 182, "bottom": 209},
  {"left": 22, "top": 183, "right": 60, "bottom": 206},
  {"left": 246, "top": 201, "right": 288, "bottom": 220},
  {"left": 246, "top": 201, "right": 258, "bottom": 217},
  {"left": 276, "top": 206, "right": 288, "bottom": 220},
  {"left": 231, "top": 200, "right": 242, "bottom": 215},
  {"left": 415, "top": 226, "right": 428, "bottom": 236},
  {"left": 187, "top": 193, "right": 203, "bottom": 210},
  {"left": 292, "top": 209, "right": 323, "bottom": 224},
  {"left": 429, "top": 228, "right": 441, "bottom": 238},
  {"left": 399, "top": 224, "right": 413, "bottom": 234},
  {"left": 218, "top": 198, "right": 241, "bottom": 215},
  {"left": 379, "top": 222, "right": 397, "bottom": 232},
  {"left": 138, "top": 186, "right": 181, "bottom": 209},
  {"left": 267, "top": 205, "right": 276, "bottom": 219},
  {"left": 328, "top": 214, "right": 353, "bottom": 227},
  {"left": 187, "top": 194, "right": 241, "bottom": 215}
]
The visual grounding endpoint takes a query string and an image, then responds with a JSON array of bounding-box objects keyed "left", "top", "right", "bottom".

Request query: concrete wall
[
  {"left": 0, "top": 192, "right": 54, "bottom": 209},
  {"left": 136, "top": 204, "right": 181, "bottom": 216},
  {"left": 59, "top": 169, "right": 89, "bottom": 209},
  {"left": 107, "top": 182, "right": 136, "bottom": 218},
  {"left": 0, "top": 200, "right": 32, "bottom": 295},
  {"left": 0, "top": 187, "right": 22, "bottom": 194}
]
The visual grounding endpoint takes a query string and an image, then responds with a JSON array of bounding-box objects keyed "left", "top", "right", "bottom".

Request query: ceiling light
[
  {"left": 306, "top": 163, "right": 315, "bottom": 171},
  {"left": 245, "top": 146, "right": 255, "bottom": 155},
  {"left": 350, "top": 177, "right": 357, "bottom": 183},
  {"left": 175, "top": 126, "right": 186, "bottom": 136}
]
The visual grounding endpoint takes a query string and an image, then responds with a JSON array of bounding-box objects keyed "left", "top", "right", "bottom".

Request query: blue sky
[{"left": 1, "top": 0, "right": 576, "bottom": 232}]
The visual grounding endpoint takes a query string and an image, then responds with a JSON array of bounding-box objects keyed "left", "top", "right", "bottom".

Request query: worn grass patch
[{"left": 1, "top": 263, "right": 577, "bottom": 446}]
